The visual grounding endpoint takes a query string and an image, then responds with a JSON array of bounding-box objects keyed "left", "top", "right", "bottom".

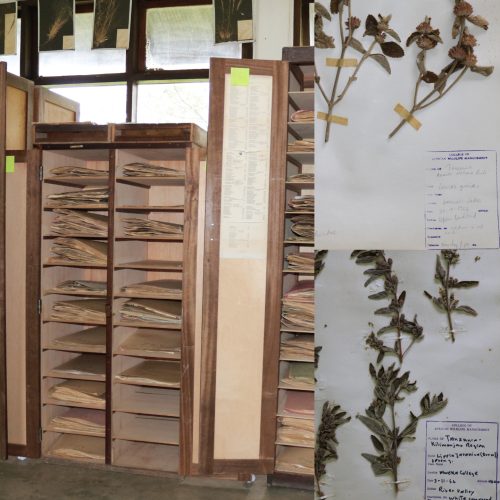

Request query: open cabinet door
[
  {"left": 200, "top": 58, "right": 288, "bottom": 476},
  {"left": 0, "top": 62, "right": 7, "bottom": 460}
]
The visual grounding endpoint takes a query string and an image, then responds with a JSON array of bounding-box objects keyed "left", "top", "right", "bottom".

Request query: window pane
[
  {"left": 49, "top": 84, "right": 127, "bottom": 124},
  {"left": 0, "top": 19, "right": 21, "bottom": 75},
  {"left": 137, "top": 81, "right": 209, "bottom": 130},
  {"left": 39, "top": 13, "right": 126, "bottom": 76},
  {"left": 146, "top": 6, "right": 241, "bottom": 70}
]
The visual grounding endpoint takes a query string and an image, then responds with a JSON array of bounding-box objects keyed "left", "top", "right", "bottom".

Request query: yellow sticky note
[
  {"left": 5, "top": 155, "right": 14, "bottom": 173},
  {"left": 231, "top": 67, "right": 250, "bottom": 86}
]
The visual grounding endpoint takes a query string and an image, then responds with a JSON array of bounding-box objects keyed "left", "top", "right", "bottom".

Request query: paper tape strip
[
  {"left": 394, "top": 104, "right": 422, "bottom": 131},
  {"left": 326, "top": 57, "right": 358, "bottom": 68},
  {"left": 317, "top": 111, "right": 349, "bottom": 126}
]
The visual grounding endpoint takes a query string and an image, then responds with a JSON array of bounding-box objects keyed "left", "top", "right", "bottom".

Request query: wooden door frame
[{"left": 199, "top": 57, "right": 288, "bottom": 476}]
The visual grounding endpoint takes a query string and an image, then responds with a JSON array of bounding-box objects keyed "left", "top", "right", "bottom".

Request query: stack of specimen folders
[
  {"left": 122, "top": 162, "right": 185, "bottom": 179},
  {"left": 288, "top": 194, "right": 314, "bottom": 212},
  {"left": 281, "top": 280, "right": 314, "bottom": 332},
  {"left": 42, "top": 160, "right": 110, "bottom": 464},
  {"left": 121, "top": 217, "right": 184, "bottom": 238}
]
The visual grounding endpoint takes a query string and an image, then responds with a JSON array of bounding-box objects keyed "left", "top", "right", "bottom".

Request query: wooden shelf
[
  {"left": 116, "top": 205, "right": 184, "bottom": 213},
  {"left": 288, "top": 91, "right": 314, "bottom": 110},
  {"left": 113, "top": 414, "right": 179, "bottom": 445},
  {"left": 44, "top": 318, "right": 107, "bottom": 327},
  {"left": 45, "top": 176, "right": 109, "bottom": 188},
  {"left": 112, "top": 440, "right": 179, "bottom": 472},
  {"left": 280, "top": 328, "right": 314, "bottom": 334},
  {"left": 44, "top": 234, "right": 107, "bottom": 240},
  {"left": 44, "top": 398, "right": 106, "bottom": 411},
  {"left": 113, "top": 387, "right": 180, "bottom": 417},
  {"left": 285, "top": 210, "right": 314, "bottom": 215},
  {"left": 44, "top": 260, "right": 107, "bottom": 269},
  {"left": 114, "top": 321, "right": 181, "bottom": 331},
  {"left": 116, "top": 177, "right": 185, "bottom": 188},
  {"left": 285, "top": 181, "right": 314, "bottom": 192},
  {"left": 44, "top": 204, "right": 109, "bottom": 211},
  {"left": 115, "top": 260, "right": 183, "bottom": 272},
  {"left": 115, "top": 236, "right": 183, "bottom": 242},
  {"left": 113, "top": 292, "right": 182, "bottom": 301},
  {"left": 44, "top": 290, "right": 106, "bottom": 298},
  {"left": 279, "top": 357, "right": 314, "bottom": 363},
  {"left": 282, "top": 269, "right": 314, "bottom": 275},
  {"left": 275, "top": 440, "right": 314, "bottom": 449},
  {"left": 287, "top": 152, "right": 314, "bottom": 166},
  {"left": 278, "top": 385, "right": 314, "bottom": 392},
  {"left": 288, "top": 122, "right": 313, "bottom": 139},
  {"left": 284, "top": 239, "right": 314, "bottom": 246}
]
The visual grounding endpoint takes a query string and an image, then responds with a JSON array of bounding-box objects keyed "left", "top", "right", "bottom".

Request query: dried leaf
[
  {"left": 380, "top": 42, "right": 404, "bottom": 58},
  {"left": 365, "top": 14, "right": 378, "bottom": 36},
  {"left": 416, "top": 50, "right": 426, "bottom": 74},
  {"left": 349, "top": 37, "right": 366, "bottom": 54},
  {"left": 368, "top": 291, "right": 390, "bottom": 300},
  {"left": 315, "top": 2, "right": 331, "bottom": 21},
  {"left": 330, "top": 0, "right": 340, "bottom": 14},
  {"left": 407, "top": 31, "right": 420, "bottom": 48},
  {"left": 371, "top": 435, "right": 385, "bottom": 452},
  {"left": 422, "top": 71, "right": 439, "bottom": 84},
  {"left": 358, "top": 415, "right": 390, "bottom": 437},
  {"left": 370, "top": 53, "right": 391, "bottom": 74},
  {"left": 451, "top": 280, "right": 479, "bottom": 288},
  {"left": 454, "top": 305, "right": 478, "bottom": 316},
  {"left": 471, "top": 65, "right": 494, "bottom": 77},
  {"left": 384, "top": 28, "right": 401, "bottom": 43}
]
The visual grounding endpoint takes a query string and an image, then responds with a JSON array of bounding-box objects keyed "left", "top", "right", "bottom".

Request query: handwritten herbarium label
[
  {"left": 425, "top": 421, "right": 499, "bottom": 500},
  {"left": 425, "top": 150, "right": 499, "bottom": 250}
]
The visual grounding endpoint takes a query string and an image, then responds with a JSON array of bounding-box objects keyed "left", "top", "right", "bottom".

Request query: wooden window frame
[{"left": 18, "top": 0, "right": 253, "bottom": 122}]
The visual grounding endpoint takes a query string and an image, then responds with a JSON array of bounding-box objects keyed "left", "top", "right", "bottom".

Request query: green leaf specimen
[
  {"left": 315, "top": 401, "right": 351, "bottom": 498},
  {"left": 315, "top": 1, "right": 404, "bottom": 143},
  {"left": 351, "top": 250, "right": 447, "bottom": 493},
  {"left": 389, "top": 1, "right": 493, "bottom": 139},
  {"left": 424, "top": 250, "right": 479, "bottom": 342}
]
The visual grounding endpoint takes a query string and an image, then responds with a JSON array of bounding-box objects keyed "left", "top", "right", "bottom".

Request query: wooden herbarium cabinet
[{"left": 25, "top": 123, "right": 206, "bottom": 474}]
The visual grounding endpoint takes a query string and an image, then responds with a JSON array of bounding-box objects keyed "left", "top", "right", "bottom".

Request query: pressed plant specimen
[
  {"left": 93, "top": 0, "right": 119, "bottom": 48},
  {"left": 389, "top": 1, "right": 493, "bottom": 138},
  {"left": 315, "top": 401, "right": 351, "bottom": 499},
  {"left": 352, "top": 250, "right": 447, "bottom": 493},
  {"left": 41, "top": 0, "right": 73, "bottom": 47},
  {"left": 424, "top": 250, "right": 479, "bottom": 342},
  {"left": 315, "top": 1, "right": 404, "bottom": 143},
  {"left": 214, "top": 0, "right": 252, "bottom": 43}
]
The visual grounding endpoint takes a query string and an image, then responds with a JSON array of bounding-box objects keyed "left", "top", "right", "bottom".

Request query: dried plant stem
[
  {"left": 443, "top": 260, "right": 456, "bottom": 342},
  {"left": 324, "top": 3, "right": 353, "bottom": 142},
  {"left": 388, "top": 18, "right": 468, "bottom": 139},
  {"left": 333, "top": 40, "right": 377, "bottom": 107},
  {"left": 388, "top": 63, "right": 466, "bottom": 139}
]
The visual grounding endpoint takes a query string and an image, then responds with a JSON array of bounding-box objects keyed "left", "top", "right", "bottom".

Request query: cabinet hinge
[
  {"left": 37, "top": 298, "right": 42, "bottom": 315},
  {"left": 38, "top": 428, "right": 43, "bottom": 443},
  {"left": 39, "top": 165, "right": 44, "bottom": 181}
]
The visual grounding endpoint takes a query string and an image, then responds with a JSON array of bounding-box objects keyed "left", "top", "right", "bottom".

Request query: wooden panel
[
  {"left": 200, "top": 58, "right": 288, "bottom": 475},
  {"left": 5, "top": 162, "right": 27, "bottom": 446},
  {"left": 192, "top": 160, "right": 206, "bottom": 466},
  {"left": 6, "top": 86, "right": 27, "bottom": 151},
  {"left": 214, "top": 260, "right": 267, "bottom": 459},
  {"left": 0, "top": 62, "right": 7, "bottom": 460},
  {"left": 34, "top": 87, "right": 79, "bottom": 123}
]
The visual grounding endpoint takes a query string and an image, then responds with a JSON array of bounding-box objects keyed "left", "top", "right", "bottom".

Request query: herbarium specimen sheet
[
  {"left": 316, "top": 250, "right": 499, "bottom": 499},
  {"left": 315, "top": 0, "right": 500, "bottom": 250}
]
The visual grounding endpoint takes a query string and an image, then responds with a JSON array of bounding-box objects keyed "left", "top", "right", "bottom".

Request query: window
[
  {"left": 50, "top": 84, "right": 127, "bottom": 123},
  {"left": 145, "top": 6, "right": 240, "bottom": 70},
  {"left": 137, "top": 81, "right": 209, "bottom": 129},
  {"left": 39, "top": 13, "right": 126, "bottom": 76},
  {"left": 0, "top": 19, "right": 21, "bottom": 75}
]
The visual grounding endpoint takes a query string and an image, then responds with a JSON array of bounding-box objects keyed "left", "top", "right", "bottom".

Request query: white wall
[{"left": 253, "top": 0, "right": 294, "bottom": 60}]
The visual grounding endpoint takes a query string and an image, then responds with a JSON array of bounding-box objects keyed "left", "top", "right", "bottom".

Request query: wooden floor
[{"left": 0, "top": 458, "right": 312, "bottom": 499}]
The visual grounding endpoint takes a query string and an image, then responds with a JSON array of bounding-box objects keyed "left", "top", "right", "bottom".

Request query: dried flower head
[
  {"left": 448, "top": 45, "right": 468, "bottom": 61},
  {"left": 454, "top": 1, "right": 474, "bottom": 17},
  {"left": 346, "top": 16, "right": 361, "bottom": 31},
  {"left": 461, "top": 31, "right": 477, "bottom": 47},
  {"left": 407, "top": 17, "right": 443, "bottom": 50}
]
